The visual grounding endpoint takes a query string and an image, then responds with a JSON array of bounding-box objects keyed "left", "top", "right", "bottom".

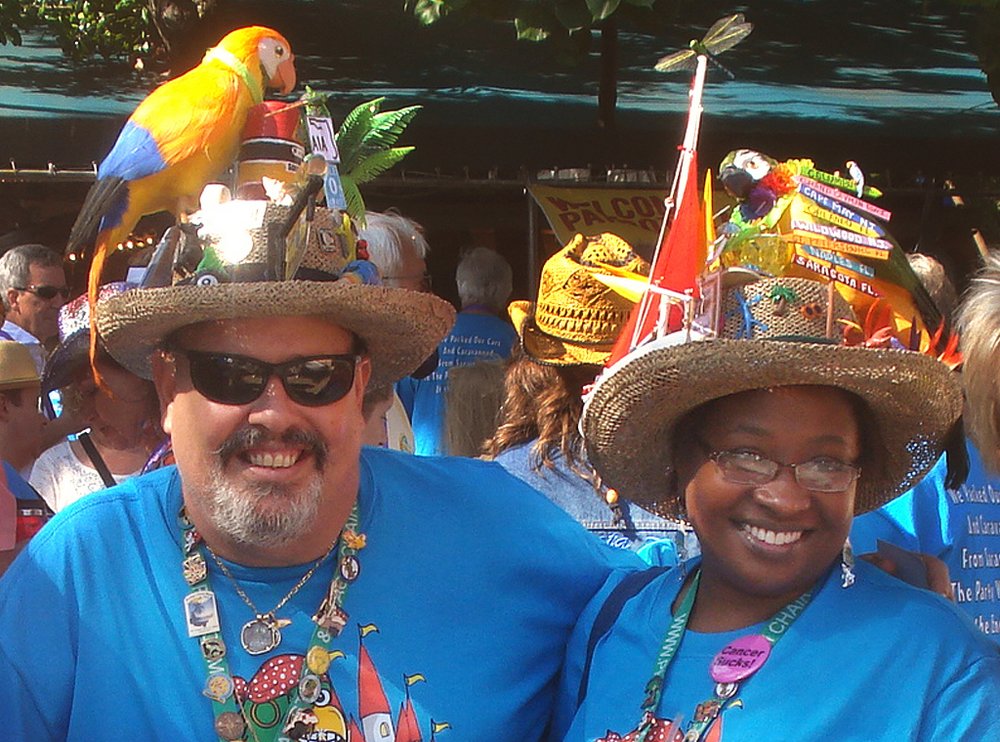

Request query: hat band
[
  {"left": 181, "top": 263, "right": 340, "bottom": 285},
  {"left": 534, "top": 300, "right": 630, "bottom": 344}
]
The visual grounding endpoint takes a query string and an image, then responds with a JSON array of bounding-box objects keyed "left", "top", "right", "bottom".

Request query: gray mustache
[{"left": 213, "top": 425, "right": 328, "bottom": 469}]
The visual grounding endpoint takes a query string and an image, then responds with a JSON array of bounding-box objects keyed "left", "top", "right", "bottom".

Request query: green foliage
[
  {"left": 585, "top": 0, "right": 621, "bottom": 22},
  {"left": 339, "top": 173, "right": 366, "bottom": 229},
  {"left": 332, "top": 97, "right": 420, "bottom": 222},
  {"left": 405, "top": 0, "right": 662, "bottom": 40},
  {"left": 335, "top": 98, "right": 384, "bottom": 171},
  {"left": 31, "top": 0, "right": 154, "bottom": 61},
  {"left": 350, "top": 147, "right": 415, "bottom": 184}
]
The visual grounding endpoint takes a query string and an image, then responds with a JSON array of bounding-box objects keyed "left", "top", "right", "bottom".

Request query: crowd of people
[{"left": 0, "top": 191, "right": 997, "bottom": 739}]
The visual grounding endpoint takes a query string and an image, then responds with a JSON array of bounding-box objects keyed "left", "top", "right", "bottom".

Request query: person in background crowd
[
  {"left": 30, "top": 285, "right": 163, "bottom": 512},
  {"left": 355, "top": 210, "right": 431, "bottom": 451},
  {"left": 554, "top": 274, "right": 1000, "bottom": 741},
  {"left": 485, "top": 233, "right": 691, "bottom": 562},
  {"left": 0, "top": 244, "right": 69, "bottom": 372},
  {"left": 398, "top": 246, "right": 517, "bottom": 456},
  {"left": 0, "top": 341, "right": 49, "bottom": 575},
  {"left": 853, "top": 251, "right": 1000, "bottom": 639},
  {"left": 443, "top": 357, "right": 507, "bottom": 457},
  {"left": 0, "top": 199, "right": 637, "bottom": 739},
  {"left": 360, "top": 210, "right": 431, "bottom": 292},
  {"left": 0, "top": 243, "right": 93, "bottom": 453}
]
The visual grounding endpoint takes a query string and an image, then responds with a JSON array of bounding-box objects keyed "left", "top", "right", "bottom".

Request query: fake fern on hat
[{"left": 304, "top": 90, "right": 420, "bottom": 226}]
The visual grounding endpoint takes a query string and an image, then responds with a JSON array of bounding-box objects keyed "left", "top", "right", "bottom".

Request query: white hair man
[{"left": 0, "top": 244, "right": 69, "bottom": 372}]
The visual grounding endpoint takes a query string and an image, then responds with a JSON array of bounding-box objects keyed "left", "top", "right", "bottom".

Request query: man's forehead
[{"left": 28, "top": 262, "right": 64, "bottom": 278}]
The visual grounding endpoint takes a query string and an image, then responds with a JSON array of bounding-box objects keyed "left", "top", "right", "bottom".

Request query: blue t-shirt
[
  {"left": 397, "top": 309, "right": 516, "bottom": 456},
  {"left": 852, "top": 438, "right": 1000, "bottom": 640},
  {"left": 495, "top": 443, "right": 693, "bottom": 566},
  {"left": 0, "top": 447, "right": 639, "bottom": 740},
  {"left": 554, "top": 559, "right": 1000, "bottom": 741}
]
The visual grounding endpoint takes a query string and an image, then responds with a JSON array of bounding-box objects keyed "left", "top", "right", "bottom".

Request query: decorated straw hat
[
  {"left": 508, "top": 233, "right": 649, "bottom": 366},
  {"left": 582, "top": 274, "right": 962, "bottom": 516},
  {"left": 0, "top": 341, "right": 40, "bottom": 391},
  {"left": 43, "top": 282, "right": 133, "bottom": 394},
  {"left": 95, "top": 194, "right": 454, "bottom": 390}
]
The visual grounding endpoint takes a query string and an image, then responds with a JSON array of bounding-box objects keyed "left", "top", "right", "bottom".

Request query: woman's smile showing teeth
[{"left": 743, "top": 524, "right": 803, "bottom": 547}]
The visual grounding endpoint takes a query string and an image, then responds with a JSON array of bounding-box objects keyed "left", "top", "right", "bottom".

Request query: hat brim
[
  {"left": 582, "top": 337, "right": 962, "bottom": 515},
  {"left": 509, "top": 300, "right": 614, "bottom": 367},
  {"left": 96, "top": 282, "right": 456, "bottom": 390}
]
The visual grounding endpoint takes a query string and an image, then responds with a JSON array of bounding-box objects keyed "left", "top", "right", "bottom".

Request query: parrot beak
[{"left": 273, "top": 56, "right": 296, "bottom": 95}]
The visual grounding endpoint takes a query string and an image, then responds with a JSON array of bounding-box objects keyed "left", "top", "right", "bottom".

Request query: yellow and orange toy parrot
[{"left": 66, "top": 25, "right": 296, "bottom": 375}]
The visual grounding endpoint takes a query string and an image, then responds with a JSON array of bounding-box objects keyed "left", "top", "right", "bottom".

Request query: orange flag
[{"left": 607, "top": 153, "right": 706, "bottom": 365}]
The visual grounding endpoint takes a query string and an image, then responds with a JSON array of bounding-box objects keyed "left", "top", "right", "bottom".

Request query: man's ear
[
  {"left": 151, "top": 351, "right": 177, "bottom": 434},
  {"left": 0, "top": 393, "right": 10, "bottom": 422},
  {"left": 353, "top": 357, "right": 372, "bottom": 407},
  {"left": 4, "top": 289, "right": 20, "bottom": 315}
]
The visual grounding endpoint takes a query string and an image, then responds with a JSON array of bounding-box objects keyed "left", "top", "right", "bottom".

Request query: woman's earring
[{"left": 841, "top": 538, "right": 856, "bottom": 589}]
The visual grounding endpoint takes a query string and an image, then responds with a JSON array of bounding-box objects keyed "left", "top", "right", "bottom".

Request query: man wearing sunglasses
[
  {"left": 0, "top": 198, "right": 638, "bottom": 740},
  {"left": 0, "top": 244, "right": 70, "bottom": 374}
]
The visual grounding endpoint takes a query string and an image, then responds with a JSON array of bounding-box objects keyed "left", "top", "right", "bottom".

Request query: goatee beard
[{"left": 204, "top": 425, "right": 328, "bottom": 548}]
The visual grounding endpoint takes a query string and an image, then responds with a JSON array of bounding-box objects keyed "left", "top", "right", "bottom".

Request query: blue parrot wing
[{"left": 97, "top": 121, "right": 167, "bottom": 181}]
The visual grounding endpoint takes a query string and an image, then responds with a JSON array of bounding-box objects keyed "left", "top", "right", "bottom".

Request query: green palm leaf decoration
[{"left": 333, "top": 97, "right": 422, "bottom": 225}]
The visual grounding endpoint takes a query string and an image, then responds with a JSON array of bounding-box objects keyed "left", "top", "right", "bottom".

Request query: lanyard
[
  {"left": 636, "top": 569, "right": 814, "bottom": 742},
  {"left": 179, "top": 503, "right": 363, "bottom": 742}
]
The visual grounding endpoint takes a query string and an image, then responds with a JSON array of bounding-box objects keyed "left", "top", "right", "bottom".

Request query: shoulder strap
[
  {"left": 78, "top": 432, "right": 117, "bottom": 488},
  {"left": 577, "top": 567, "right": 671, "bottom": 706}
]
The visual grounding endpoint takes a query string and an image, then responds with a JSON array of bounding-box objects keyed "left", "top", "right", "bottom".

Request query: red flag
[{"left": 607, "top": 154, "right": 706, "bottom": 366}]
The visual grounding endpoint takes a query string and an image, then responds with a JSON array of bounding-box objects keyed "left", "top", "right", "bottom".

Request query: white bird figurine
[{"left": 846, "top": 160, "right": 865, "bottom": 198}]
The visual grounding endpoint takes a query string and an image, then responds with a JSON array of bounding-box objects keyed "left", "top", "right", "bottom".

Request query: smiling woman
[{"left": 552, "top": 274, "right": 1000, "bottom": 741}]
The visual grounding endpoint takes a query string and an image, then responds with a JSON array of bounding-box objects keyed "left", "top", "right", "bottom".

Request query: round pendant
[
  {"left": 715, "top": 681, "right": 739, "bottom": 699},
  {"left": 340, "top": 554, "right": 361, "bottom": 582},
  {"left": 241, "top": 616, "right": 281, "bottom": 655},
  {"left": 214, "top": 711, "right": 246, "bottom": 740},
  {"left": 709, "top": 634, "right": 771, "bottom": 684},
  {"left": 299, "top": 672, "right": 322, "bottom": 704}
]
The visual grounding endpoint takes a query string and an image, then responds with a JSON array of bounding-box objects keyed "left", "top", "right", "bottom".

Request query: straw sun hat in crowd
[
  {"left": 0, "top": 341, "right": 40, "bottom": 391},
  {"left": 508, "top": 232, "right": 650, "bottom": 366},
  {"left": 94, "top": 195, "right": 455, "bottom": 391},
  {"left": 582, "top": 274, "right": 963, "bottom": 516}
]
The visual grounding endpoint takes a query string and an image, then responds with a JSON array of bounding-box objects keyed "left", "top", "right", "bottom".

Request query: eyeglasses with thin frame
[
  {"left": 170, "top": 349, "right": 362, "bottom": 407},
  {"left": 14, "top": 285, "right": 70, "bottom": 301},
  {"left": 696, "top": 439, "right": 860, "bottom": 493}
]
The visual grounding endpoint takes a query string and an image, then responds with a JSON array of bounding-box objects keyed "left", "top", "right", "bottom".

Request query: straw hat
[
  {"left": 508, "top": 233, "right": 649, "bottom": 366},
  {"left": 0, "top": 341, "right": 40, "bottom": 391},
  {"left": 582, "top": 275, "right": 962, "bottom": 516},
  {"left": 95, "top": 197, "right": 455, "bottom": 390}
]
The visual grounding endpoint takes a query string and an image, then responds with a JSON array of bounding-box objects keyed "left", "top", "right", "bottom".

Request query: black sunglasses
[
  {"left": 173, "top": 349, "right": 361, "bottom": 407},
  {"left": 15, "top": 284, "right": 70, "bottom": 300}
]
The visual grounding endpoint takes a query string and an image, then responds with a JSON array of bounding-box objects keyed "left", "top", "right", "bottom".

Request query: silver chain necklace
[{"left": 205, "top": 538, "right": 338, "bottom": 655}]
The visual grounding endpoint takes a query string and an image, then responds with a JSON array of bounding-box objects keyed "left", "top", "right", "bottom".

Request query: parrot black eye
[{"left": 275, "top": 45, "right": 285, "bottom": 56}]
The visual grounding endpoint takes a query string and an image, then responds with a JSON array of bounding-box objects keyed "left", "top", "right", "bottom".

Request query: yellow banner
[{"left": 529, "top": 185, "right": 666, "bottom": 251}]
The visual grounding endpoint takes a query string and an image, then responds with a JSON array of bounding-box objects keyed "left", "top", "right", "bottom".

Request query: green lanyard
[
  {"left": 636, "top": 569, "right": 814, "bottom": 742},
  {"left": 202, "top": 46, "right": 264, "bottom": 105},
  {"left": 179, "top": 503, "right": 363, "bottom": 742}
]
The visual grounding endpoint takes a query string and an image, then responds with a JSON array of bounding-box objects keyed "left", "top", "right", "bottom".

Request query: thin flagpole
[{"left": 629, "top": 53, "right": 708, "bottom": 351}]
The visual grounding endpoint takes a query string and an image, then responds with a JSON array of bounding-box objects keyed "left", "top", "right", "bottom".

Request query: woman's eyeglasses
[
  {"left": 697, "top": 440, "right": 860, "bottom": 493},
  {"left": 171, "top": 349, "right": 361, "bottom": 407},
  {"left": 15, "top": 285, "right": 70, "bottom": 300}
]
